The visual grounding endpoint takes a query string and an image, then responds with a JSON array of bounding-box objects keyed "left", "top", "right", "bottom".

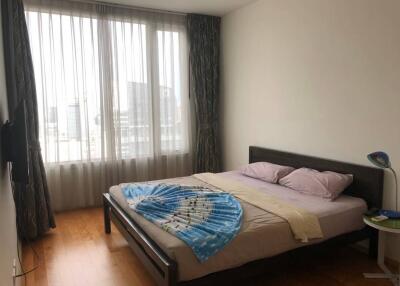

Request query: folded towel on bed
[
  {"left": 194, "top": 173, "right": 323, "bottom": 242},
  {"left": 122, "top": 183, "right": 243, "bottom": 262}
]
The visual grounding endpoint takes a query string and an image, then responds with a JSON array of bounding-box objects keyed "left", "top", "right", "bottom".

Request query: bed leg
[
  {"left": 369, "top": 228, "right": 378, "bottom": 259},
  {"left": 103, "top": 196, "right": 111, "bottom": 234}
]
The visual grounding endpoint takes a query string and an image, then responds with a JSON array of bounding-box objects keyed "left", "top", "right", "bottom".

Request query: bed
[{"left": 103, "top": 146, "right": 384, "bottom": 286}]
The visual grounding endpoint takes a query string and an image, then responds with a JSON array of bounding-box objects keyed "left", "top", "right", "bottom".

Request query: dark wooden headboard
[{"left": 249, "top": 146, "right": 384, "bottom": 209}]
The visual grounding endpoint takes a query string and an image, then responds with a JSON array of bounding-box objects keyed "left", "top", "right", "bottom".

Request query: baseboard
[
  {"left": 386, "top": 257, "right": 400, "bottom": 269},
  {"left": 351, "top": 242, "right": 400, "bottom": 268}
]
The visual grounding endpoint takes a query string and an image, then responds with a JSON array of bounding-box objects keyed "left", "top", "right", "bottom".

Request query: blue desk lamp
[{"left": 367, "top": 151, "right": 400, "bottom": 218}]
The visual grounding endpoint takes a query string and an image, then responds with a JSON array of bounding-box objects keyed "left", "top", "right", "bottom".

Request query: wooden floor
[{"left": 22, "top": 208, "right": 394, "bottom": 286}]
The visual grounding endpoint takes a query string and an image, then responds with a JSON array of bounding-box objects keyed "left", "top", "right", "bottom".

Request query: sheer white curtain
[{"left": 24, "top": 0, "right": 192, "bottom": 211}]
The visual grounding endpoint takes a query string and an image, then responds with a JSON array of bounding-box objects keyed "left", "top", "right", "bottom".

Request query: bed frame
[{"left": 103, "top": 146, "right": 384, "bottom": 286}]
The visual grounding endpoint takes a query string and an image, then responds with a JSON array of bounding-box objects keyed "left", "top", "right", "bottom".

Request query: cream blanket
[{"left": 194, "top": 173, "right": 323, "bottom": 242}]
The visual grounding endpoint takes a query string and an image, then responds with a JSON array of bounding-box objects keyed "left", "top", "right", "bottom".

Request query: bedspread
[{"left": 122, "top": 183, "right": 243, "bottom": 262}]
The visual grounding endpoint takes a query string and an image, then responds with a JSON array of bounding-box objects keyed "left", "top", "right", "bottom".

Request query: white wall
[
  {"left": 221, "top": 0, "right": 400, "bottom": 261},
  {"left": 0, "top": 5, "right": 21, "bottom": 286}
]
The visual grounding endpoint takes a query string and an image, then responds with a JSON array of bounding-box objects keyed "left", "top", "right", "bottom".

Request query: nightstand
[{"left": 363, "top": 216, "right": 400, "bottom": 286}]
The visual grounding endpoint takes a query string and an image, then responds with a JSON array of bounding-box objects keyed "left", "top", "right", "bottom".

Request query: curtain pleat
[
  {"left": 187, "top": 14, "right": 221, "bottom": 173},
  {"left": 1, "top": 0, "right": 55, "bottom": 239},
  {"left": 24, "top": 0, "right": 192, "bottom": 211}
]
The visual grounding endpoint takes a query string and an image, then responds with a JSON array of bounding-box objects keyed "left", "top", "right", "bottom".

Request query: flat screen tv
[{"left": 1, "top": 100, "right": 29, "bottom": 184}]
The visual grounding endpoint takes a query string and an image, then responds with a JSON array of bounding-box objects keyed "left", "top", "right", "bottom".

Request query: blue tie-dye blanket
[{"left": 122, "top": 183, "right": 243, "bottom": 262}]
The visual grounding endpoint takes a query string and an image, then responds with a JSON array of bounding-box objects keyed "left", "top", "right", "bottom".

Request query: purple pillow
[
  {"left": 240, "top": 162, "right": 295, "bottom": 184},
  {"left": 279, "top": 168, "right": 353, "bottom": 201}
]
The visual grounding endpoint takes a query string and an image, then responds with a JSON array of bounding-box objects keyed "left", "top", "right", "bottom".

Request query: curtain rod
[{"left": 68, "top": 0, "right": 187, "bottom": 16}]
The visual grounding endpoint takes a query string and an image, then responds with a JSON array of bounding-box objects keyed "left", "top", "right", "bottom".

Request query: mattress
[{"left": 109, "top": 171, "right": 367, "bottom": 281}]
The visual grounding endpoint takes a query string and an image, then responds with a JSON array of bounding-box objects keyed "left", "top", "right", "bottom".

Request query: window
[
  {"left": 67, "top": 104, "right": 81, "bottom": 140},
  {"left": 25, "top": 7, "right": 190, "bottom": 164}
]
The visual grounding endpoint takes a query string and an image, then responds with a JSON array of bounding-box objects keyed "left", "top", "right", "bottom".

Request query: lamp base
[{"left": 379, "top": 209, "right": 400, "bottom": 219}]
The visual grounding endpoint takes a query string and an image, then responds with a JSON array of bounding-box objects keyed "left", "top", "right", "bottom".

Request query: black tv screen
[{"left": 2, "top": 100, "right": 30, "bottom": 184}]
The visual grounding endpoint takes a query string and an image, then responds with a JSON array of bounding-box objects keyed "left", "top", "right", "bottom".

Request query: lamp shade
[{"left": 367, "top": 151, "right": 391, "bottom": 169}]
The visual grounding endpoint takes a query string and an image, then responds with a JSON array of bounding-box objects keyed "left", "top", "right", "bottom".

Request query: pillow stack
[{"left": 240, "top": 162, "right": 353, "bottom": 201}]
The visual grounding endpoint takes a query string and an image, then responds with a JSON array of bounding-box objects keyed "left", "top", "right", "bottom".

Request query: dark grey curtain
[
  {"left": 187, "top": 14, "right": 221, "bottom": 173},
  {"left": 2, "top": 0, "right": 55, "bottom": 239}
]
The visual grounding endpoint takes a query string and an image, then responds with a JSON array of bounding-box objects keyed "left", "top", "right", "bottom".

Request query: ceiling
[{"left": 101, "top": 0, "right": 257, "bottom": 16}]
